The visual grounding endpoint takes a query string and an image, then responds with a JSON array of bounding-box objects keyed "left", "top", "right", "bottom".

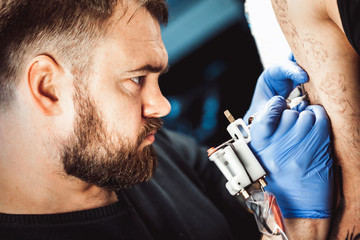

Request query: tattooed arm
[{"left": 270, "top": 0, "right": 360, "bottom": 238}]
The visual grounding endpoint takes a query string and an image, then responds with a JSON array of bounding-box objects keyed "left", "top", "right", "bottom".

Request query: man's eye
[{"left": 130, "top": 76, "right": 144, "bottom": 85}]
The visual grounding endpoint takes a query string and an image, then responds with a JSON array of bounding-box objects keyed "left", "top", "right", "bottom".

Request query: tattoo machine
[
  {"left": 207, "top": 86, "right": 307, "bottom": 238},
  {"left": 207, "top": 110, "right": 288, "bottom": 239}
]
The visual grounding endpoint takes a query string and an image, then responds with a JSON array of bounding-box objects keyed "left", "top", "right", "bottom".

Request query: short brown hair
[{"left": 0, "top": 0, "right": 168, "bottom": 107}]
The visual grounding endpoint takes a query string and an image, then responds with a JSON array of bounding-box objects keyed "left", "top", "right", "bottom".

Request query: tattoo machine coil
[{"left": 207, "top": 110, "right": 288, "bottom": 239}]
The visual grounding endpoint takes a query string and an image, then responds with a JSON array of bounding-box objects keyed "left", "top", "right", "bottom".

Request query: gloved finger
[
  {"left": 250, "top": 96, "right": 288, "bottom": 148},
  {"left": 288, "top": 52, "right": 296, "bottom": 62},
  {"left": 292, "top": 100, "right": 309, "bottom": 112},
  {"left": 305, "top": 105, "right": 331, "bottom": 136},
  {"left": 265, "top": 61, "right": 309, "bottom": 96},
  {"left": 272, "top": 109, "right": 299, "bottom": 139},
  {"left": 291, "top": 110, "right": 316, "bottom": 141},
  {"left": 243, "top": 99, "right": 268, "bottom": 124}
]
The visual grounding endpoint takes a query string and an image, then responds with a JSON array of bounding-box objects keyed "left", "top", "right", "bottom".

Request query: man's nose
[{"left": 142, "top": 83, "right": 171, "bottom": 118}]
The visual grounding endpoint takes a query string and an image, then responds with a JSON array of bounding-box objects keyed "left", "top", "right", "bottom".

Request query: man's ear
[{"left": 27, "top": 55, "right": 65, "bottom": 115}]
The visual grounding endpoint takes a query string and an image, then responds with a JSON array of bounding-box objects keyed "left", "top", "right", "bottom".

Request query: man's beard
[{"left": 60, "top": 84, "right": 163, "bottom": 191}]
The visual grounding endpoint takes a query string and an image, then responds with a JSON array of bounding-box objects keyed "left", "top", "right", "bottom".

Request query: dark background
[{"left": 159, "top": 0, "right": 263, "bottom": 147}]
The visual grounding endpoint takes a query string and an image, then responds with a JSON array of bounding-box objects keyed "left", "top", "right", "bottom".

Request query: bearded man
[{"left": 0, "top": 1, "right": 333, "bottom": 239}]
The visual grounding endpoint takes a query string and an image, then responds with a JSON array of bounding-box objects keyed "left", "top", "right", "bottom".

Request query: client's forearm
[{"left": 261, "top": 218, "right": 330, "bottom": 240}]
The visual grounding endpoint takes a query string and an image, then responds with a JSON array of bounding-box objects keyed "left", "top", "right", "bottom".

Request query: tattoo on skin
[
  {"left": 272, "top": 0, "right": 360, "bottom": 238},
  {"left": 320, "top": 73, "right": 348, "bottom": 114},
  {"left": 272, "top": 0, "right": 360, "bottom": 157},
  {"left": 304, "top": 82, "right": 320, "bottom": 104},
  {"left": 272, "top": 1, "right": 328, "bottom": 73},
  {"left": 283, "top": 23, "right": 301, "bottom": 56},
  {"left": 336, "top": 121, "right": 360, "bottom": 159},
  {"left": 302, "top": 33, "right": 328, "bottom": 72},
  {"left": 285, "top": 31, "right": 328, "bottom": 73},
  {"left": 318, "top": 72, "right": 360, "bottom": 158}
]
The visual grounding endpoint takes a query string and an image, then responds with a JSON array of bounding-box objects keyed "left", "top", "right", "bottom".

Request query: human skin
[
  {"left": 261, "top": 219, "right": 330, "bottom": 240},
  {"left": 0, "top": 1, "right": 335, "bottom": 238},
  {"left": 0, "top": 3, "right": 170, "bottom": 214},
  {"left": 271, "top": 0, "right": 360, "bottom": 238}
]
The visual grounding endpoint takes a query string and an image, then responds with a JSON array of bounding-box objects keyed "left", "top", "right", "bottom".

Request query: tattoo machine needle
[
  {"left": 286, "top": 83, "right": 308, "bottom": 109},
  {"left": 248, "top": 85, "right": 308, "bottom": 125},
  {"left": 286, "top": 94, "right": 308, "bottom": 109}
]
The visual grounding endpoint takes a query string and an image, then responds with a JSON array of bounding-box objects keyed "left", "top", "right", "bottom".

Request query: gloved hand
[
  {"left": 249, "top": 96, "right": 333, "bottom": 219},
  {"left": 244, "top": 58, "right": 309, "bottom": 123}
]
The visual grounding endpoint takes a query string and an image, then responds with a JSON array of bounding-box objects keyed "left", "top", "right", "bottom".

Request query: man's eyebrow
[{"left": 125, "top": 64, "right": 170, "bottom": 75}]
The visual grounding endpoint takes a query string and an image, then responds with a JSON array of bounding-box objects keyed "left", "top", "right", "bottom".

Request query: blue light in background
[{"left": 162, "top": 0, "right": 244, "bottom": 64}]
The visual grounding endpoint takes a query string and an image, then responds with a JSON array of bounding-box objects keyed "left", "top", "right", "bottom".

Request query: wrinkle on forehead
[
  {"left": 109, "top": 1, "right": 151, "bottom": 27},
  {"left": 119, "top": 9, "right": 166, "bottom": 58},
  {"left": 98, "top": 2, "right": 168, "bottom": 75},
  {"left": 108, "top": 2, "right": 162, "bottom": 41}
]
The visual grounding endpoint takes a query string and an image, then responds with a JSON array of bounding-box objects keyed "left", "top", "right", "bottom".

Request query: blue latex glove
[
  {"left": 249, "top": 96, "right": 333, "bottom": 219},
  {"left": 244, "top": 58, "right": 309, "bottom": 123}
]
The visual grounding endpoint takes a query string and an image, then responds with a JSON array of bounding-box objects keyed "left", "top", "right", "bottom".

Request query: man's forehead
[
  {"left": 105, "top": 4, "right": 164, "bottom": 47},
  {"left": 110, "top": 2, "right": 159, "bottom": 31},
  {"left": 119, "top": 36, "right": 168, "bottom": 74},
  {"left": 98, "top": 2, "right": 168, "bottom": 75}
]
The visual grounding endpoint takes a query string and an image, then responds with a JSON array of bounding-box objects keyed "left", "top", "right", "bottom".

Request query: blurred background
[{"left": 159, "top": 0, "right": 289, "bottom": 147}]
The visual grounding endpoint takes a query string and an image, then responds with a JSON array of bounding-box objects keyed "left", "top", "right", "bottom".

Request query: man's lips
[{"left": 145, "top": 131, "right": 157, "bottom": 143}]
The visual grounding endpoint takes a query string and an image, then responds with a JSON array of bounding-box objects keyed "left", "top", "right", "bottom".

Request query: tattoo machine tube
[{"left": 246, "top": 190, "right": 287, "bottom": 239}]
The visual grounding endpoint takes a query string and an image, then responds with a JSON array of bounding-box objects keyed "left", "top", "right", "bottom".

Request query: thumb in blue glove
[
  {"left": 249, "top": 96, "right": 333, "bottom": 219},
  {"left": 244, "top": 59, "right": 309, "bottom": 123}
]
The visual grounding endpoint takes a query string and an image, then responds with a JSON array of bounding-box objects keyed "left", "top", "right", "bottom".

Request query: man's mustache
[{"left": 137, "top": 118, "right": 164, "bottom": 144}]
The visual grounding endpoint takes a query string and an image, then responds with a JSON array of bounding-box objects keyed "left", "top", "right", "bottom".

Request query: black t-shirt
[
  {"left": 337, "top": 0, "right": 360, "bottom": 55},
  {"left": 0, "top": 129, "right": 259, "bottom": 239}
]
